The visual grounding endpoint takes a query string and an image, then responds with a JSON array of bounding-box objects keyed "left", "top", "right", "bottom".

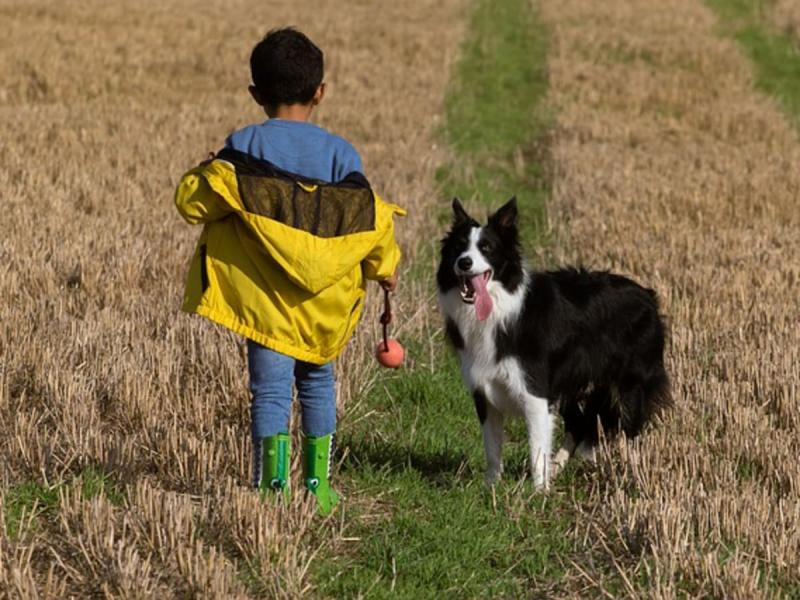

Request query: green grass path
[
  {"left": 319, "top": 351, "right": 589, "bottom": 598},
  {"left": 311, "top": 0, "right": 578, "bottom": 596}
]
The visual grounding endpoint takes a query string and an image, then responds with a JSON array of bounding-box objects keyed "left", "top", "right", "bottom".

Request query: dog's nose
[{"left": 457, "top": 256, "right": 473, "bottom": 271}]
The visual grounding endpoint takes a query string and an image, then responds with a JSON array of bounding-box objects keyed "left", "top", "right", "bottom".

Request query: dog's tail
[
  {"left": 621, "top": 367, "right": 672, "bottom": 438},
  {"left": 646, "top": 368, "right": 672, "bottom": 415}
]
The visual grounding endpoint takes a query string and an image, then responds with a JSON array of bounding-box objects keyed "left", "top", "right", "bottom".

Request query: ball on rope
[
  {"left": 376, "top": 286, "right": 404, "bottom": 368},
  {"left": 375, "top": 338, "right": 404, "bottom": 368}
]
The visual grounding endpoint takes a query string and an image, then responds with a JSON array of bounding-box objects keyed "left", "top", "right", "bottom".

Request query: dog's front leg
[
  {"left": 523, "top": 395, "right": 553, "bottom": 490},
  {"left": 474, "top": 389, "right": 504, "bottom": 485}
]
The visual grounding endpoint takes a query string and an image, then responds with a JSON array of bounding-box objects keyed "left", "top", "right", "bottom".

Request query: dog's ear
[
  {"left": 452, "top": 198, "right": 472, "bottom": 225},
  {"left": 489, "top": 196, "right": 518, "bottom": 229}
]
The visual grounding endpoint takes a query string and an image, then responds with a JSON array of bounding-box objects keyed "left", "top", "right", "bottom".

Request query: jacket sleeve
[
  {"left": 175, "top": 166, "right": 233, "bottom": 225},
  {"left": 362, "top": 224, "right": 401, "bottom": 281},
  {"left": 362, "top": 199, "right": 404, "bottom": 281}
]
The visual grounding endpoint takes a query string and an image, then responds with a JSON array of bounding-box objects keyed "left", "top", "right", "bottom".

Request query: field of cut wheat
[
  {"left": 3, "top": 0, "right": 799, "bottom": 597},
  {"left": 0, "top": 0, "right": 465, "bottom": 596},
  {"left": 771, "top": 0, "right": 800, "bottom": 38},
  {"left": 541, "top": 0, "right": 800, "bottom": 595}
]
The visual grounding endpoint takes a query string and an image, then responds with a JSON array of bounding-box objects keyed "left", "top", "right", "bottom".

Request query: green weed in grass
[
  {"left": 3, "top": 466, "right": 125, "bottom": 541},
  {"left": 3, "top": 481, "right": 60, "bottom": 541},
  {"left": 79, "top": 464, "right": 126, "bottom": 505}
]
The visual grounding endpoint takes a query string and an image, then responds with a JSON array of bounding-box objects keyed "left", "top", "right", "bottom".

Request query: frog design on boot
[
  {"left": 255, "top": 432, "right": 291, "bottom": 500},
  {"left": 303, "top": 433, "right": 339, "bottom": 515}
]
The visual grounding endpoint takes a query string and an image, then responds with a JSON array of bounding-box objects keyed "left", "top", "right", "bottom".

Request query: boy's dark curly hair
[{"left": 250, "top": 28, "right": 324, "bottom": 108}]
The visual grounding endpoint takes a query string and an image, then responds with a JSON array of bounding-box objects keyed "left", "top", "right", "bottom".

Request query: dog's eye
[{"left": 478, "top": 241, "right": 491, "bottom": 252}]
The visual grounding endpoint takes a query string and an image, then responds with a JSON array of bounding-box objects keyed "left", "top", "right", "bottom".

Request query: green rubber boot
[
  {"left": 255, "top": 433, "right": 291, "bottom": 500},
  {"left": 303, "top": 433, "right": 339, "bottom": 516}
]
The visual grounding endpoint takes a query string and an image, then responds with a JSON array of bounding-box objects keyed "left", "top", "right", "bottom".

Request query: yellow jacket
[{"left": 175, "top": 148, "right": 405, "bottom": 364}]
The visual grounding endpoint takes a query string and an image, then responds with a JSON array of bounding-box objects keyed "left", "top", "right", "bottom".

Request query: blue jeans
[{"left": 247, "top": 340, "right": 337, "bottom": 439}]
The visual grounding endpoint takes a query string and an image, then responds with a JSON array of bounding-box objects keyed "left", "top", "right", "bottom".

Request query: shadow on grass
[
  {"left": 338, "top": 429, "right": 541, "bottom": 489},
  {"left": 339, "top": 435, "right": 472, "bottom": 487}
]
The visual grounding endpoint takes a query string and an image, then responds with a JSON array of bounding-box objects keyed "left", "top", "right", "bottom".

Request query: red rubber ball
[{"left": 376, "top": 339, "right": 405, "bottom": 368}]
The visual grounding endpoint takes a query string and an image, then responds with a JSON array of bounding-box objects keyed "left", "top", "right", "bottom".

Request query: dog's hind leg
[
  {"left": 574, "top": 440, "right": 596, "bottom": 463},
  {"left": 523, "top": 395, "right": 553, "bottom": 490},
  {"left": 475, "top": 389, "right": 504, "bottom": 485}
]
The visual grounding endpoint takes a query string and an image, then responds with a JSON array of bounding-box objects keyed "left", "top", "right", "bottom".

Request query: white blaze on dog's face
[
  {"left": 455, "top": 227, "right": 493, "bottom": 279},
  {"left": 454, "top": 227, "right": 494, "bottom": 320}
]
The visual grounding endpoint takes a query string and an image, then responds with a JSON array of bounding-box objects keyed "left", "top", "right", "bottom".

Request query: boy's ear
[
  {"left": 249, "top": 85, "right": 265, "bottom": 106},
  {"left": 452, "top": 198, "right": 472, "bottom": 225},
  {"left": 311, "top": 82, "right": 326, "bottom": 106},
  {"left": 489, "top": 196, "right": 518, "bottom": 229}
]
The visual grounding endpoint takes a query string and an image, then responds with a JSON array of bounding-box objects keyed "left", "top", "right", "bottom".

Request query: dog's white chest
[
  {"left": 459, "top": 344, "right": 527, "bottom": 417},
  {"left": 440, "top": 286, "right": 529, "bottom": 417}
]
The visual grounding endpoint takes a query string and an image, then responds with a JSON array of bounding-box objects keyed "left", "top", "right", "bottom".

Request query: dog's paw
[
  {"left": 575, "top": 441, "right": 596, "bottom": 463},
  {"left": 550, "top": 447, "right": 571, "bottom": 478},
  {"left": 531, "top": 472, "right": 550, "bottom": 491},
  {"left": 484, "top": 468, "right": 502, "bottom": 486}
]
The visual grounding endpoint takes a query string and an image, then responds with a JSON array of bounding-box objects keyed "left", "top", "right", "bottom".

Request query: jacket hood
[{"left": 183, "top": 150, "right": 405, "bottom": 294}]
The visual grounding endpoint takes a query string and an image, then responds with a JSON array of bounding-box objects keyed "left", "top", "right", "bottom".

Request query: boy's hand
[{"left": 379, "top": 272, "right": 398, "bottom": 292}]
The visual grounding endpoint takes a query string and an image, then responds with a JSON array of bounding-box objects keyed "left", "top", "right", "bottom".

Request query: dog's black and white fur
[{"left": 437, "top": 198, "right": 670, "bottom": 489}]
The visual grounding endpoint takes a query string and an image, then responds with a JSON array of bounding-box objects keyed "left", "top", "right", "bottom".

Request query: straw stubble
[
  {"left": 0, "top": 0, "right": 465, "bottom": 596},
  {"left": 540, "top": 0, "right": 800, "bottom": 595}
]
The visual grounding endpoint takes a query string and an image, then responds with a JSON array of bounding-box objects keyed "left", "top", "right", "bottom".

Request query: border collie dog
[{"left": 437, "top": 198, "right": 670, "bottom": 489}]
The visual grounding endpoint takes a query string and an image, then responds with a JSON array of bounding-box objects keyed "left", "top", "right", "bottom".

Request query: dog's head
[{"left": 436, "top": 197, "right": 524, "bottom": 320}]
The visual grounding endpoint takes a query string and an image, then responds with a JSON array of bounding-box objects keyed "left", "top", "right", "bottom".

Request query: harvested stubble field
[
  {"left": 540, "top": 0, "right": 800, "bottom": 595},
  {"left": 771, "top": 0, "right": 800, "bottom": 38},
  {"left": 0, "top": 0, "right": 464, "bottom": 596},
  {"left": 2, "top": 0, "right": 800, "bottom": 598}
]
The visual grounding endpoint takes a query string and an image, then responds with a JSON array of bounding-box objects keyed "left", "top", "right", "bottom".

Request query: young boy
[{"left": 174, "top": 28, "right": 404, "bottom": 515}]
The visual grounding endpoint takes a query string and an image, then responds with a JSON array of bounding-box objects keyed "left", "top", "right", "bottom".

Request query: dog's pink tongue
[{"left": 471, "top": 274, "right": 493, "bottom": 321}]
